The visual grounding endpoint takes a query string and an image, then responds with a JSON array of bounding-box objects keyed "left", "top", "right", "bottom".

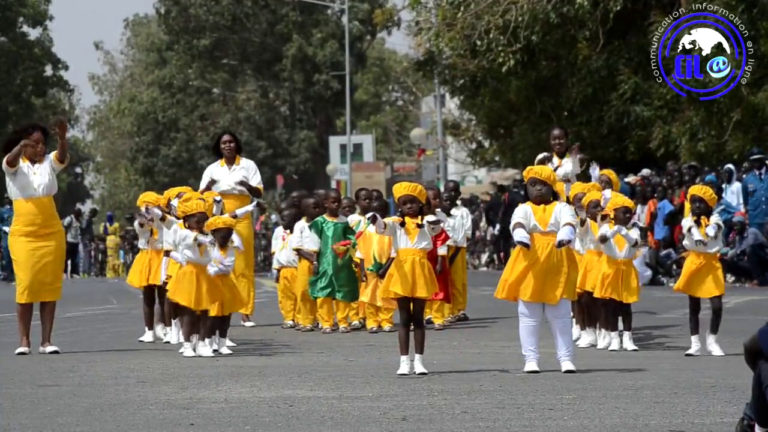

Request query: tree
[{"left": 408, "top": 0, "right": 768, "bottom": 172}]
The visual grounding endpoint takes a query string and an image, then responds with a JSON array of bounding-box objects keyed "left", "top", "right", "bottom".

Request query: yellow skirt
[
  {"left": 594, "top": 256, "right": 640, "bottom": 303},
  {"left": 222, "top": 194, "right": 255, "bottom": 315},
  {"left": 126, "top": 249, "right": 164, "bottom": 289},
  {"left": 165, "top": 255, "right": 181, "bottom": 282},
  {"left": 577, "top": 249, "right": 603, "bottom": 294},
  {"left": 166, "top": 263, "right": 212, "bottom": 311},
  {"left": 673, "top": 251, "right": 725, "bottom": 298},
  {"left": 495, "top": 233, "right": 578, "bottom": 305},
  {"left": 10, "top": 196, "right": 66, "bottom": 303},
  {"left": 208, "top": 273, "right": 247, "bottom": 317},
  {"left": 383, "top": 249, "right": 437, "bottom": 299},
  {"left": 360, "top": 271, "right": 397, "bottom": 308}
]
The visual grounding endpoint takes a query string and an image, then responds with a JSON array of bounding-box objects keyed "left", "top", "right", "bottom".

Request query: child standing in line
[
  {"left": 355, "top": 198, "right": 397, "bottom": 333},
  {"left": 593, "top": 193, "right": 641, "bottom": 352},
  {"left": 567, "top": 182, "right": 600, "bottom": 342},
  {"left": 292, "top": 197, "right": 324, "bottom": 332},
  {"left": 425, "top": 186, "right": 452, "bottom": 331},
  {"left": 443, "top": 180, "right": 472, "bottom": 322},
  {"left": 574, "top": 190, "right": 605, "bottom": 349},
  {"left": 673, "top": 185, "right": 726, "bottom": 357},
  {"left": 368, "top": 182, "right": 443, "bottom": 375},
  {"left": 273, "top": 206, "right": 301, "bottom": 329},
  {"left": 494, "top": 166, "right": 578, "bottom": 374},
  {"left": 341, "top": 195, "right": 364, "bottom": 329},
  {"left": 309, "top": 189, "right": 359, "bottom": 334}
]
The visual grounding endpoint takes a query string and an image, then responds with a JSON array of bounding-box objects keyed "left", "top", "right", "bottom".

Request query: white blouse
[
  {"left": 207, "top": 244, "right": 236, "bottom": 276},
  {"left": 576, "top": 219, "right": 603, "bottom": 253},
  {"left": 292, "top": 217, "right": 320, "bottom": 252},
  {"left": 680, "top": 215, "right": 724, "bottom": 254},
  {"left": 176, "top": 229, "right": 211, "bottom": 265},
  {"left": 2, "top": 151, "right": 69, "bottom": 200},
  {"left": 510, "top": 202, "right": 578, "bottom": 234},
  {"left": 199, "top": 155, "right": 263, "bottom": 196},
  {"left": 598, "top": 224, "right": 640, "bottom": 260},
  {"left": 134, "top": 219, "right": 155, "bottom": 250},
  {"left": 549, "top": 153, "right": 580, "bottom": 184},
  {"left": 272, "top": 226, "right": 299, "bottom": 268},
  {"left": 375, "top": 215, "right": 442, "bottom": 251},
  {"left": 448, "top": 205, "right": 473, "bottom": 247}
]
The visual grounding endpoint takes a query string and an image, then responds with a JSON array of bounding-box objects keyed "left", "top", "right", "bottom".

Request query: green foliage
[{"left": 408, "top": 0, "right": 768, "bottom": 172}]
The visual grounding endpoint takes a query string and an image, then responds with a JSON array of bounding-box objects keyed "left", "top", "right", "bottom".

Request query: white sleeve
[
  {"left": 50, "top": 151, "right": 69, "bottom": 173},
  {"left": 248, "top": 160, "right": 264, "bottom": 190},
  {"left": 462, "top": 208, "right": 472, "bottom": 240},
  {"left": 556, "top": 202, "right": 578, "bottom": 228},
  {"left": 424, "top": 215, "right": 443, "bottom": 237},
  {"left": 2, "top": 155, "right": 18, "bottom": 174},
  {"left": 199, "top": 164, "right": 213, "bottom": 191},
  {"left": 271, "top": 228, "right": 281, "bottom": 254},
  {"left": 510, "top": 205, "right": 531, "bottom": 231}
]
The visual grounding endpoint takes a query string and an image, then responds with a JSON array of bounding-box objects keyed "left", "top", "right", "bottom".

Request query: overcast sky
[{"left": 49, "top": 0, "right": 411, "bottom": 109}]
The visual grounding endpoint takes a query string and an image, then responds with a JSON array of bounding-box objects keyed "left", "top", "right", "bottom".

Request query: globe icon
[{"left": 677, "top": 27, "right": 731, "bottom": 56}]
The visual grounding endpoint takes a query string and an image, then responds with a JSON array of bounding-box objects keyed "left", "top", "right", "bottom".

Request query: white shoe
[
  {"left": 608, "top": 332, "right": 621, "bottom": 351},
  {"left": 170, "top": 319, "right": 181, "bottom": 345},
  {"left": 572, "top": 321, "right": 581, "bottom": 341},
  {"left": 197, "top": 339, "right": 215, "bottom": 357},
  {"left": 225, "top": 338, "right": 237, "bottom": 347},
  {"left": 560, "top": 360, "right": 577, "bottom": 373},
  {"left": 154, "top": 323, "right": 167, "bottom": 340},
  {"left": 576, "top": 327, "right": 597, "bottom": 348},
  {"left": 211, "top": 336, "right": 220, "bottom": 352},
  {"left": 218, "top": 345, "right": 234, "bottom": 355},
  {"left": 596, "top": 329, "right": 610, "bottom": 350},
  {"left": 706, "top": 332, "right": 725, "bottom": 356},
  {"left": 523, "top": 361, "right": 540, "bottom": 373},
  {"left": 38, "top": 345, "right": 61, "bottom": 354},
  {"left": 413, "top": 355, "right": 429, "bottom": 375},
  {"left": 242, "top": 321, "right": 256, "bottom": 328},
  {"left": 684, "top": 335, "right": 701, "bottom": 357},
  {"left": 14, "top": 346, "right": 30, "bottom": 355},
  {"left": 622, "top": 331, "right": 639, "bottom": 351},
  {"left": 397, "top": 356, "right": 412, "bottom": 376},
  {"left": 162, "top": 331, "right": 172, "bottom": 344},
  {"left": 138, "top": 328, "right": 155, "bottom": 343},
  {"left": 181, "top": 342, "right": 196, "bottom": 357}
]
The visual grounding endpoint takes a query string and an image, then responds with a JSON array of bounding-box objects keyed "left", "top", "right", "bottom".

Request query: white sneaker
[
  {"left": 211, "top": 336, "right": 220, "bottom": 352},
  {"left": 706, "top": 332, "right": 725, "bottom": 356},
  {"left": 397, "top": 356, "right": 412, "bottom": 376},
  {"left": 170, "top": 319, "right": 181, "bottom": 345},
  {"left": 162, "top": 331, "right": 172, "bottom": 344},
  {"left": 218, "top": 345, "right": 234, "bottom": 355},
  {"left": 684, "top": 335, "right": 701, "bottom": 357},
  {"left": 572, "top": 321, "right": 581, "bottom": 341},
  {"left": 523, "top": 361, "right": 541, "bottom": 373},
  {"left": 154, "top": 323, "right": 167, "bottom": 340},
  {"left": 576, "top": 327, "right": 597, "bottom": 348},
  {"left": 225, "top": 338, "right": 237, "bottom": 347},
  {"left": 181, "top": 342, "right": 196, "bottom": 357},
  {"left": 138, "top": 328, "right": 155, "bottom": 343},
  {"left": 197, "top": 339, "right": 215, "bottom": 357},
  {"left": 608, "top": 332, "right": 621, "bottom": 351},
  {"left": 596, "top": 329, "right": 610, "bottom": 350},
  {"left": 560, "top": 360, "right": 577, "bottom": 373},
  {"left": 242, "top": 321, "right": 256, "bottom": 328},
  {"left": 622, "top": 331, "right": 639, "bottom": 351},
  {"left": 413, "top": 355, "right": 429, "bottom": 375}
]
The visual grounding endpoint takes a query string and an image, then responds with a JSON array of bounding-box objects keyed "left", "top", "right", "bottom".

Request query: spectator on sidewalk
[
  {"left": 738, "top": 322, "right": 768, "bottom": 431},
  {"left": 80, "top": 208, "right": 98, "bottom": 277},
  {"left": 722, "top": 214, "right": 768, "bottom": 286},
  {"left": 723, "top": 163, "right": 745, "bottom": 212},
  {"left": 62, "top": 208, "right": 82, "bottom": 277},
  {"left": 0, "top": 196, "right": 13, "bottom": 282},
  {"left": 742, "top": 148, "right": 768, "bottom": 232}
]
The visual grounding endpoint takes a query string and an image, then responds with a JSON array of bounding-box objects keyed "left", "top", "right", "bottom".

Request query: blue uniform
[
  {"left": 742, "top": 171, "right": 768, "bottom": 229},
  {"left": 0, "top": 205, "right": 14, "bottom": 281}
]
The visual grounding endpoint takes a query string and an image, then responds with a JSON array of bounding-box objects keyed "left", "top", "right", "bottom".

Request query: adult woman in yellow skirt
[
  {"left": 673, "top": 185, "right": 726, "bottom": 357},
  {"left": 593, "top": 193, "right": 641, "bottom": 352},
  {"left": 369, "top": 182, "right": 443, "bottom": 376},
  {"left": 494, "top": 166, "right": 579, "bottom": 374},
  {"left": 2, "top": 121, "right": 69, "bottom": 355},
  {"left": 199, "top": 131, "right": 263, "bottom": 327},
  {"left": 574, "top": 189, "right": 604, "bottom": 349},
  {"left": 126, "top": 191, "right": 166, "bottom": 343}
]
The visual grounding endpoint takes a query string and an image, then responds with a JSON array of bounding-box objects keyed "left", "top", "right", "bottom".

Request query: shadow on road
[
  {"left": 431, "top": 368, "right": 512, "bottom": 376},
  {"left": 230, "top": 338, "right": 295, "bottom": 357},
  {"left": 577, "top": 368, "right": 647, "bottom": 374}
]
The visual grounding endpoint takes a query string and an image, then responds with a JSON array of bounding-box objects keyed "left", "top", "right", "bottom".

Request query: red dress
[{"left": 428, "top": 229, "right": 452, "bottom": 303}]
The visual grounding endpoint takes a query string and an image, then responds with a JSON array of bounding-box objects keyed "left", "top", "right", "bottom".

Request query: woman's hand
[
  {"left": 203, "top": 178, "right": 217, "bottom": 192},
  {"left": 53, "top": 118, "right": 68, "bottom": 164}
]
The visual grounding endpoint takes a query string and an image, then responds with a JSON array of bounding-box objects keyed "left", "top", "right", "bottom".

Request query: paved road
[{"left": 1, "top": 271, "right": 766, "bottom": 431}]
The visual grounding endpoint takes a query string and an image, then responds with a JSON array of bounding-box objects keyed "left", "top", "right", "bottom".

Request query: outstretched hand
[
  {"left": 53, "top": 118, "right": 68, "bottom": 141},
  {"left": 556, "top": 239, "right": 572, "bottom": 248}
]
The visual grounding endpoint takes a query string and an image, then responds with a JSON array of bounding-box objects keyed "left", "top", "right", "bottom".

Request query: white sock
[
  {"left": 414, "top": 354, "right": 423, "bottom": 362},
  {"left": 756, "top": 424, "right": 768, "bottom": 432},
  {"left": 400, "top": 355, "right": 410, "bottom": 362}
]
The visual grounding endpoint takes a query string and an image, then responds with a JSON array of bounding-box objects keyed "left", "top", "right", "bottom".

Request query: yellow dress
[
  {"left": 593, "top": 233, "right": 640, "bottom": 303},
  {"left": 221, "top": 194, "right": 255, "bottom": 315},
  {"left": 126, "top": 227, "right": 163, "bottom": 289},
  {"left": 576, "top": 221, "right": 602, "bottom": 294},
  {"left": 10, "top": 196, "right": 66, "bottom": 303},
  {"left": 102, "top": 222, "right": 122, "bottom": 278},
  {"left": 673, "top": 251, "right": 725, "bottom": 298},
  {"left": 495, "top": 202, "right": 578, "bottom": 305},
  {"left": 380, "top": 217, "right": 439, "bottom": 300},
  {"left": 208, "top": 246, "right": 248, "bottom": 316},
  {"left": 355, "top": 227, "right": 396, "bottom": 309}
]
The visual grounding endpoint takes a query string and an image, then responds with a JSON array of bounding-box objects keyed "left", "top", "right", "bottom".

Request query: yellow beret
[
  {"left": 136, "top": 191, "right": 164, "bottom": 208},
  {"left": 687, "top": 184, "right": 718, "bottom": 208},
  {"left": 581, "top": 190, "right": 603, "bottom": 208},
  {"left": 523, "top": 165, "right": 558, "bottom": 188},
  {"left": 162, "top": 186, "right": 194, "bottom": 206},
  {"left": 204, "top": 215, "right": 236, "bottom": 232},
  {"left": 568, "top": 182, "right": 601, "bottom": 203},
  {"left": 605, "top": 192, "right": 636, "bottom": 213},
  {"left": 392, "top": 182, "right": 427, "bottom": 204},
  {"left": 599, "top": 169, "right": 620, "bottom": 191},
  {"left": 555, "top": 182, "right": 567, "bottom": 202},
  {"left": 202, "top": 191, "right": 221, "bottom": 216},
  {"left": 176, "top": 192, "right": 207, "bottom": 218}
]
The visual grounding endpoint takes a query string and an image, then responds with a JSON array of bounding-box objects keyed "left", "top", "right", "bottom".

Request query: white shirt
[
  {"left": 448, "top": 205, "right": 472, "bottom": 247},
  {"left": 160, "top": 217, "right": 183, "bottom": 251},
  {"left": 134, "top": 219, "right": 153, "bottom": 250},
  {"left": 549, "top": 153, "right": 580, "bottom": 184},
  {"left": 510, "top": 202, "right": 578, "bottom": 234},
  {"left": 680, "top": 215, "right": 724, "bottom": 254},
  {"left": 347, "top": 213, "right": 366, "bottom": 232},
  {"left": 292, "top": 217, "right": 320, "bottom": 252},
  {"left": 723, "top": 181, "right": 745, "bottom": 212},
  {"left": 199, "top": 156, "right": 263, "bottom": 196},
  {"left": 598, "top": 224, "right": 640, "bottom": 260},
  {"left": 375, "top": 215, "right": 442, "bottom": 251},
  {"left": 272, "top": 227, "right": 299, "bottom": 268},
  {"left": 207, "top": 244, "right": 236, "bottom": 276},
  {"left": 576, "top": 219, "right": 603, "bottom": 253},
  {"left": 2, "top": 151, "right": 69, "bottom": 200},
  {"left": 176, "top": 229, "right": 211, "bottom": 265}
]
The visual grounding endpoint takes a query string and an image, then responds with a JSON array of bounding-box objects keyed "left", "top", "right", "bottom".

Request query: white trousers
[{"left": 518, "top": 299, "right": 574, "bottom": 363}]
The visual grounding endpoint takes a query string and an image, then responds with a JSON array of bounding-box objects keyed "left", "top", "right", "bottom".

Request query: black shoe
[
  {"left": 425, "top": 317, "right": 434, "bottom": 325},
  {"left": 457, "top": 312, "right": 469, "bottom": 322}
]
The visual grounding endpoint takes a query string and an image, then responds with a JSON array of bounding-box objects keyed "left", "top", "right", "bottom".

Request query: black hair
[
  {"left": 326, "top": 189, "right": 341, "bottom": 199},
  {"left": 372, "top": 198, "right": 389, "bottom": 216},
  {"left": 444, "top": 180, "right": 460, "bottom": 190},
  {"left": 425, "top": 186, "right": 441, "bottom": 195},
  {"left": 550, "top": 125, "right": 569, "bottom": 138},
  {"left": 354, "top": 188, "right": 371, "bottom": 201},
  {"left": 211, "top": 131, "right": 243, "bottom": 159},
  {"left": 3, "top": 123, "right": 50, "bottom": 156}
]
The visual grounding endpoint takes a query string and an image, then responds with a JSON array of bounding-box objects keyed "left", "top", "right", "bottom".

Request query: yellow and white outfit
[
  {"left": 355, "top": 223, "right": 397, "bottom": 329},
  {"left": 200, "top": 155, "right": 262, "bottom": 316},
  {"left": 272, "top": 225, "right": 299, "bottom": 324},
  {"left": 447, "top": 204, "right": 472, "bottom": 315},
  {"left": 206, "top": 218, "right": 247, "bottom": 317},
  {"left": 593, "top": 224, "right": 641, "bottom": 304},
  {"left": 673, "top": 214, "right": 725, "bottom": 298},
  {"left": 126, "top": 218, "right": 164, "bottom": 289},
  {"left": 576, "top": 219, "right": 603, "bottom": 294},
  {"left": 292, "top": 217, "right": 320, "bottom": 327},
  {"left": 2, "top": 151, "right": 68, "bottom": 303},
  {"left": 166, "top": 228, "right": 213, "bottom": 312}
]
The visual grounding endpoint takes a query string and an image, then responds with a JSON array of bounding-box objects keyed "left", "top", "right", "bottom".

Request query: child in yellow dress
[
  {"left": 673, "top": 185, "right": 725, "bottom": 357},
  {"left": 369, "top": 182, "right": 444, "bottom": 376},
  {"left": 273, "top": 206, "right": 301, "bottom": 329},
  {"left": 494, "top": 165, "right": 579, "bottom": 374},
  {"left": 574, "top": 190, "right": 604, "bottom": 349},
  {"left": 593, "top": 193, "right": 641, "bottom": 352}
]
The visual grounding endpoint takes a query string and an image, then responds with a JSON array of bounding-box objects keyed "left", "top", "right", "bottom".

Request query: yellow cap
[
  {"left": 176, "top": 192, "right": 207, "bottom": 218},
  {"left": 204, "top": 215, "right": 236, "bottom": 232},
  {"left": 605, "top": 192, "right": 636, "bottom": 213},
  {"left": 162, "top": 186, "right": 194, "bottom": 206},
  {"left": 523, "top": 165, "right": 557, "bottom": 188},
  {"left": 687, "top": 184, "right": 718, "bottom": 208},
  {"left": 599, "top": 169, "right": 620, "bottom": 192},
  {"left": 202, "top": 191, "right": 221, "bottom": 216},
  {"left": 392, "top": 182, "right": 427, "bottom": 204},
  {"left": 136, "top": 191, "right": 163, "bottom": 208},
  {"left": 568, "top": 182, "right": 601, "bottom": 203},
  {"left": 581, "top": 190, "right": 603, "bottom": 208}
]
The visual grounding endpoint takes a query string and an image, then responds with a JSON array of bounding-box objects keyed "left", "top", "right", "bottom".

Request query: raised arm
[{"left": 54, "top": 119, "right": 68, "bottom": 165}]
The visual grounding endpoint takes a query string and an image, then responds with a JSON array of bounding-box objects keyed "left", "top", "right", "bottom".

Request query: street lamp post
[{"left": 432, "top": 2, "right": 447, "bottom": 187}]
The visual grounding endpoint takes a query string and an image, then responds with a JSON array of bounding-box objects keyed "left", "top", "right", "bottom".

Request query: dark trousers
[
  {"left": 66, "top": 241, "right": 80, "bottom": 276},
  {"left": 750, "top": 359, "right": 768, "bottom": 428}
]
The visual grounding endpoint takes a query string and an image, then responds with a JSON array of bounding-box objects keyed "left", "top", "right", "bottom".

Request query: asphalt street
[{"left": 1, "top": 271, "right": 766, "bottom": 431}]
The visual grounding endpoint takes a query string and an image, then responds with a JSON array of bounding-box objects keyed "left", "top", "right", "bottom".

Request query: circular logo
[{"left": 656, "top": 11, "right": 747, "bottom": 100}]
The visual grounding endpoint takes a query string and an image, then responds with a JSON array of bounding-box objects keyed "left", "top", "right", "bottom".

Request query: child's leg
[
  {"left": 688, "top": 296, "right": 701, "bottom": 335},
  {"left": 335, "top": 300, "right": 351, "bottom": 328},
  {"left": 429, "top": 301, "right": 445, "bottom": 325},
  {"left": 396, "top": 297, "right": 413, "bottom": 356},
  {"left": 709, "top": 295, "right": 723, "bottom": 335},
  {"left": 411, "top": 299, "right": 427, "bottom": 355},
  {"left": 450, "top": 247, "right": 468, "bottom": 316},
  {"left": 607, "top": 299, "right": 620, "bottom": 332},
  {"left": 349, "top": 301, "right": 361, "bottom": 324},
  {"left": 316, "top": 298, "right": 335, "bottom": 329},
  {"left": 199, "top": 311, "right": 211, "bottom": 340},
  {"left": 620, "top": 302, "right": 633, "bottom": 332},
  {"left": 142, "top": 286, "right": 156, "bottom": 330},
  {"left": 365, "top": 303, "right": 380, "bottom": 329},
  {"left": 181, "top": 308, "right": 198, "bottom": 341},
  {"left": 380, "top": 306, "right": 395, "bottom": 329},
  {"left": 518, "top": 300, "right": 544, "bottom": 363},
  {"left": 218, "top": 315, "right": 231, "bottom": 338},
  {"left": 582, "top": 292, "right": 597, "bottom": 328},
  {"left": 544, "top": 299, "right": 574, "bottom": 363},
  {"left": 277, "top": 268, "right": 298, "bottom": 323},
  {"left": 156, "top": 285, "right": 167, "bottom": 325}
]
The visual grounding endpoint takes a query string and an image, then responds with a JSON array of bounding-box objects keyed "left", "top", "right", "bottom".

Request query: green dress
[{"left": 309, "top": 215, "right": 359, "bottom": 302}]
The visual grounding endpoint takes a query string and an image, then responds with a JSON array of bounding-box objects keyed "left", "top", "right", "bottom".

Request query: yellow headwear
[
  {"left": 136, "top": 191, "right": 164, "bottom": 208},
  {"left": 204, "top": 215, "right": 236, "bottom": 232},
  {"left": 176, "top": 192, "right": 207, "bottom": 218},
  {"left": 568, "top": 182, "right": 601, "bottom": 203},
  {"left": 687, "top": 184, "right": 718, "bottom": 208},
  {"left": 581, "top": 190, "right": 603, "bottom": 208},
  {"left": 202, "top": 191, "right": 221, "bottom": 216},
  {"left": 604, "top": 192, "right": 636, "bottom": 214},
  {"left": 162, "top": 186, "right": 194, "bottom": 206},
  {"left": 523, "top": 165, "right": 557, "bottom": 188},
  {"left": 599, "top": 169, "right": 620, "bottom": 192},
  {"left": 392, "top": 182, "right": 427, "bottom": 204}
]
